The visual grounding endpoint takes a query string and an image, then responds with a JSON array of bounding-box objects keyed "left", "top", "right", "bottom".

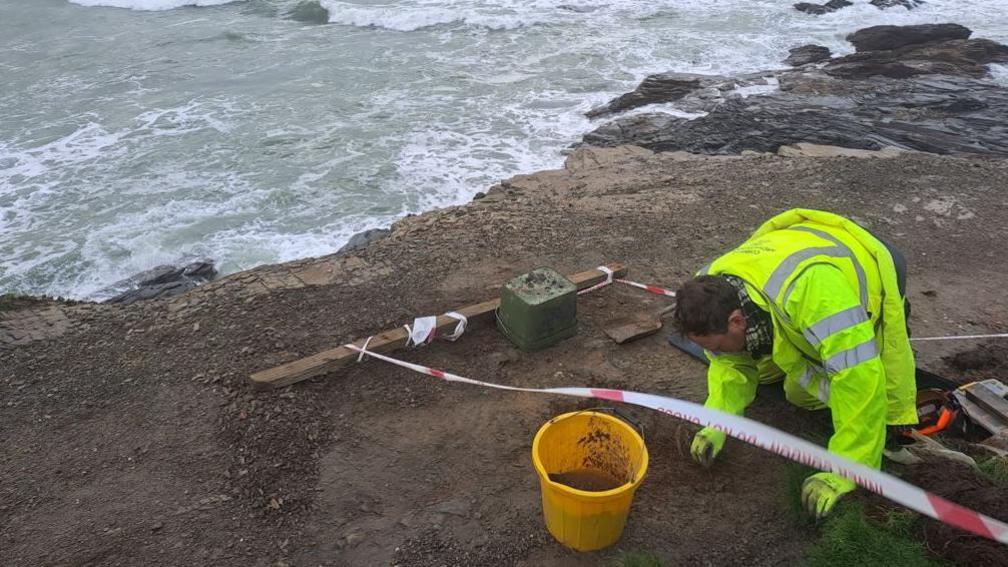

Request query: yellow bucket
[{"left": 531, "top": 410, "right": 649, "bottom": 551}]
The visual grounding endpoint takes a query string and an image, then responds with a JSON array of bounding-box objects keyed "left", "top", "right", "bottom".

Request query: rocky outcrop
[
  {"left": 104, "top": 260, "right": 216, "bottom": 305},
  {"left": 585, "top": 73, "right": 720, "bottom": 118},
  {"left": 847, "top": 23, "right": 971, "bottom": 52},
  {"left": 794, "top": 0, "right": 851, "bottom": 16},
  {"left": 285, "top": 0, "right": 330, "bottom": 24},
  {"left": 336, "top": 228, "right": 389, "bottom": 255},
  {"left": 796, "top": 0, "right": 924, "bottom": 14},
  {"left": 558, "top": 4, "right": 600, "bottom": 13},
  {"left": 580, "top": 24, "right": 1008, "bottom": 157},
  {"left": 825, "top": 38, "right": 1008, "bottom": 79},
  {"left": 784, "top": 44, "right": 832, "bottom": 66},
  {"left": 585, "top": 72, "right": 776, "bottom": 118},
  {"left": 870, "top": 0, "right": 924, "bottom": 9}
]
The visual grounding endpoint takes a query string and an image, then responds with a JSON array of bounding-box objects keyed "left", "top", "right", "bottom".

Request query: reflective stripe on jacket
[{"left": 700, "top": 209, "right": 917, "bottom": 470}]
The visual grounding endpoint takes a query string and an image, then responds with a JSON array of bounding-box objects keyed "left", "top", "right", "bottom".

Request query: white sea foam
[
  {"left": 320, "top": 2, "right": 461, "bottom": 31},
  {"left": 67, "top": 0, "right": 239, "bottom": 10},
  {"left": 728, "top": 77, "right": 780, "bottom": 99},
  {"left": 617, "top": 105, "right": 709, "bottom": 122},
  {"left": 319, "top": 0, "right": 560, "bottom": 32},
  {"left": 990, "top": 64, "right": 1008, "bottom": 87}
]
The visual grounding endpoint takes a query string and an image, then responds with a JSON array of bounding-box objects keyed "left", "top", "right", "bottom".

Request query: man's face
[{"left": 687, "top": 309, "right": 747, "bottom": 355}]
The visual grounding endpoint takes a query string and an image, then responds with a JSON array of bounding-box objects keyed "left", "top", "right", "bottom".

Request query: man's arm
[
  {"left": 705, "top": 352, "right": 759, "bottom": 416},
  {"left": 691, "top": 352, "right": 759, "bottom": 467}
]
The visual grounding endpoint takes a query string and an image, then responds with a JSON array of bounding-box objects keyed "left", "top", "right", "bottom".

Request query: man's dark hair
[{"left": 671, "top": 275, "right": 741, "bottom": 335}]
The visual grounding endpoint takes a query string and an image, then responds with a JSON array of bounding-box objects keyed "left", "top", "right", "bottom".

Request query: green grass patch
[
  {"left": 612, "top": 550, "right": 665, "bottom": 567},
  {"left": 807, "top": 502, "right": 944, "bottom": 567},
  {"left": 977, "top": 456, "right": 1008, "bottom": 486},
  {"left": 781, "top": 463, "right": 944, "bottom": 566}
]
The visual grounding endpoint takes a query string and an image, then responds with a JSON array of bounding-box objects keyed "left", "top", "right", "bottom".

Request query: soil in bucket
[{"left": 549, "top": 468, "right": 625, "bottom": 491}]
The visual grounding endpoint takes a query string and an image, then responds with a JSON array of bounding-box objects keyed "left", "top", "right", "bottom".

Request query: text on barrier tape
[{"left": 346, "top": 345, "right": 1008, "bottom": 545}]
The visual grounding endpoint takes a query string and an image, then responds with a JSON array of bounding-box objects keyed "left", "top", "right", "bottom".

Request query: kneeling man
[{"left": 671, "top": 209, "right": 917, "bottom": 518}]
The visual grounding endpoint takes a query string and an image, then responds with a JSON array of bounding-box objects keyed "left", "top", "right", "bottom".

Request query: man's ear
[{"left": 728, "top": 308, "right": 746, "bottom": 330}]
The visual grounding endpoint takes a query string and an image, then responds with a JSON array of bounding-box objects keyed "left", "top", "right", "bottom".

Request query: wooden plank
[
  {"left": 954, "top": 395, "right": 1008, "bottom": 435},
  {"left": 953, "top": 379, "right": 1008, "bottom": 435},
  {"left": 249, "top": 263, "right": 627, "bottom": 389},
  {"left": 964, "top": 380, "right": 1008, "bottom": 426}
]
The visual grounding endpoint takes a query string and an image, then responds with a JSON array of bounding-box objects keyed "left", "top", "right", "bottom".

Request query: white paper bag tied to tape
[
  {"left": 345, "top": 344, "right": 1008, "bottom": 545},
  {"left": 404, "top": 316, "right": 438, "bottom": 347},
  {"left": 443, "top": 311, "right": 468, "bottom": 342},
  {"left": 403, "top": 313, "right": 467, "bottom": 346}
]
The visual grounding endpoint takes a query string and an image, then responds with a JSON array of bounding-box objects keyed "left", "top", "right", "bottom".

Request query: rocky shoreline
[{"left": 581, "top": 24, "right": 1008, "bottom": 156}]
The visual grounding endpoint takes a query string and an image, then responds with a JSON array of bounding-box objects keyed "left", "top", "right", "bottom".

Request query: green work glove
[
  {"left": 690, "top": 427, "right": 726, "bottom": 468},
  {"left": 801, "top": 472, "right": 856, "bottom": 519}
]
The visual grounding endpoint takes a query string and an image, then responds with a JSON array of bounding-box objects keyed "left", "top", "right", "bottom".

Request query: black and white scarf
[{"left": 723, "top": 275, "right": 774, "bottom": 359}]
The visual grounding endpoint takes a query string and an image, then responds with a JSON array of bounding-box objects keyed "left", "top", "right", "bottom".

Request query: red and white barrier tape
[
  {"left": 346, "top": 344, "right": 1008, "bottom": 545},
  {"left": 577, "top": 266, "right": 677, "bottom": 298},
  {"left": 614, "top": 278, "right": 677, "bottom": 298}
]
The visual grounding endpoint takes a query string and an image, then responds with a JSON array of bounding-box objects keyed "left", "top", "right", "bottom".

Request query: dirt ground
[{"left": 3, "top": 146, "right": 1008, "bottom": 566}]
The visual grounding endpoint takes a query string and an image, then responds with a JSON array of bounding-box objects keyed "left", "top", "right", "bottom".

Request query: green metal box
[{"left": 497, "top": 267, "right": 577, "bottom": 351}]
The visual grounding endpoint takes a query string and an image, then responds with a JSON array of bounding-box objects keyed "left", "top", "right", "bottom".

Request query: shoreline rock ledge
[{"left": 580, "top": 23, "right": 1008, "bottom": 156}]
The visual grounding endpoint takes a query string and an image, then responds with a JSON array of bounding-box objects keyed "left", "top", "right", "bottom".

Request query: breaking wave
[{"left": 318, "top": 0, "right": 556, "bottom": 32}]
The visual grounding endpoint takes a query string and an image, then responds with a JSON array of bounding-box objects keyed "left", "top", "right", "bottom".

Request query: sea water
[{"left": 2, "top": 0, "right": 1007, "bottom": 299}]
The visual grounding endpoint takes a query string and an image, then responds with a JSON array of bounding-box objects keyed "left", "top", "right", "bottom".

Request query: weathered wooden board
[{"left": 249, "top": 263, "right": 627, "bottom": 389}]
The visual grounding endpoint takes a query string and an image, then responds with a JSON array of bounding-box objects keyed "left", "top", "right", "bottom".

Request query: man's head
[{"left": 671, "top": 275, "right": 747, "bottom": 354}]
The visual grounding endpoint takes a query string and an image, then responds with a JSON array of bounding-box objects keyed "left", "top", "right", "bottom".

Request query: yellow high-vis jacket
[{"left": 700, "top": 209, "right": 917, "bottom": 470}]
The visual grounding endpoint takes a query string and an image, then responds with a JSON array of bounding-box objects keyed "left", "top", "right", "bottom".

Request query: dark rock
[
  {"left": 104, "top": 260, "right": 217, "bottom": 305},
  {"left": 794, "top": 0, "right": 851, "bottom": 16},
  {"left": 870, "top": 0, "right": 924, "bottom": 9},
  {"left": 122, "top": 265, "right": 178, "bottom": 287},
  {"left": 181, "top": 261, "right": 216, "bottom": 281},
  {"left": 119, "top": 260, "right": 216, "bottom": 288},
  {"left": 583, "top": 74, "right": 1008, "bottom": 156},
  {"left": 823, "top": 57, "right": 926, "bottom": 80},
  {"left": 847, "top": 23, "right": 971, "bottom": 52},
  {"left": 585, "top": 73, "right": 718, "bottom": 118},
  {"left": 784, "top": 44, "right": 832, "bottom": 66},
  {"left": 336, "top": 228, "right": 389, "bottom": 255},
  {"left": 583, "top": 113, "right": 690, "bottom": 149},
  {"left": 579, "top": 25, "right": 1008, "bottom": 158},
  {"left": 107, "top": 280, "right": 199, "bottom": 306},
  {"left": 825, "top": 39, "right": 1008, "bottom": 79},
  {"left": 558, "top": 4, "right": 600, "bottom": 13},
  {"left": 472, "top": 192, "right": 486, "bottom": 200},
  {"left": 285, "top": 1, "right": 329, "bottom": 24}
]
